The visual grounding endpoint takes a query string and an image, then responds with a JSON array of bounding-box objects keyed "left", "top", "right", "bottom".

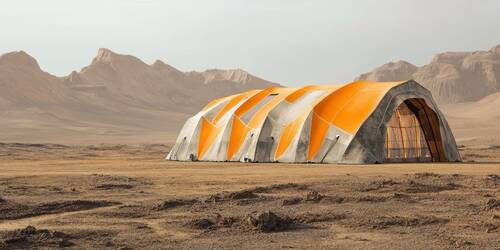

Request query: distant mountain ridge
[
  {"left": 1, "top": 48, "right": 279, "bottom": 112},
  {"left": 63, "top": 48, "right": 280, "bottom": 112},
  {"left": 356, "top": 44, "right": 500, "bottom": 103},
  {"left": 0, "top": 48, "right": 279, "bottom": 143}
]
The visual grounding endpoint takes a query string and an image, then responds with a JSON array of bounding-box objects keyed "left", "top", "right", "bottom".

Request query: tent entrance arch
[{"left": 384, "top": 98, "right": 447, "bottom": 162}]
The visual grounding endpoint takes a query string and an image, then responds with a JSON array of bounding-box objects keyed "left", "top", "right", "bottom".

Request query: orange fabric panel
[
  {"left": 274, "top": 114, "right": 308, "bottom": 160},
  {"left": 197, "top": 117, "right": 223, "bottom": 159},
  {"left": 247, "top": 88, "right": 294, "bottom": 128},
  {"left": 332, "top": 89, "right": 386, "bottom": 133},
  {"left": 306, "top": 81, "right": 403, "bottom": 160},
  {"left": 275, "top": 86, "right": 342, "bottom": 160},
  {"left": 313, "top": 82, "right": 401, "bottom": 134},
  {"left": 307, "top": 112, "right": 330, "bottom": 161},
  {"left": 234, "top": 87, "right": 276, "bottom": 117},
  {"left": 226, "top": 117, "right": 250, "bottom": 160},
  {"left": 285, "top": 85, "right": 332, "bottom": 103},
  {"left": 212, "top": 90, "right": 259, "bottom": 124}
]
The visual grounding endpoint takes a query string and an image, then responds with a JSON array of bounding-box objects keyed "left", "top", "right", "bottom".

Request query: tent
[{"left": 167, "top": 80, "right": 461, "bottom": 163}]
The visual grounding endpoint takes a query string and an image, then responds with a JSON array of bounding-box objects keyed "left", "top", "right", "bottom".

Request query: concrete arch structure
[{"left": 167, "top": 80, "right": 461, "bottom": 163}]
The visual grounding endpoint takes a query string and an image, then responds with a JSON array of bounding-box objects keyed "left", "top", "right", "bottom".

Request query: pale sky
[{"left": 1, "top": 0, "right": 500, "bottom": 86}]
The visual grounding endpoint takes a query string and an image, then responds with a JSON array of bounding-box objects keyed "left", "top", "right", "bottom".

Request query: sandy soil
[{"left": 0, "top": 144, "right": 499, "bottom": 249}]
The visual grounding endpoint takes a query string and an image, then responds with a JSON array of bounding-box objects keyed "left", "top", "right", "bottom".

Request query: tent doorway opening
[{"left": 384, "top": 99, "right": 447, "bottom": 162}]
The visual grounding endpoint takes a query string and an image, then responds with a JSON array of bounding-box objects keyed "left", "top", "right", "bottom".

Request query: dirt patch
[
  {"left": 353, "top": 195, "right": 389, "bottom": 203},
  {"left": 97, "top": 205, "right": 151, "bottom": 218},
  {"left": 485, "top": 223, "right": 499, "bottom": 233},
  {"left": 0, "top": 200, "right": 118, "bottom": 220},
  {"left": 89, "top": 174, "right": 151, "bottom": 190},
  {"left": 226, "top": 190, "right": 258, "bottom": 200},
  {"left": 95, "top": 184, "right": 134, "bottom": 190},
  {"left": 484, "top": 175, "right": 500, "bottom": 186},
  {"left": 305, "top": 191, "right": 323, "bottom": 202},
  {"left": 351, "top": 216, "right": 449, "bottom": 229},
  {"left": 485, "top": 199, "right": 500, "bottom": 211},
  {"left": 321, "top": 195, "right": 347, "bottom": 204},
  {"left": 215, "top": 214, "right": 237, "bottom": 228},
  {"left": 391, "top": 193, "right": 416, "bottom": 202},
  {"left": 402, "top": 181, "right": 460, "bottom": 193},
  {"left": 205, "top": 189, "right": 260, "bottom": 203},
  {"left": 244, "top": 211, "right": 295, "bottom": 232},
  {"left": 186, "top": 214, "right": 237, "bottom": 231},
  {"left": 360, "top": 179, "right": 400, "bottom": 192},
  {"left": 282, "top": 197, "right": 303, "bottom": 206},
  {"left": 187, "top": 218, "right": 216, "bottom": 230},
  {"left": 0, "top": 226, "right": 74, "bottom": 249},
  {"left": 293, "top": 212, "right": 347, "bottom": 223},
  {"left": 250, "top": 183, "right": 308, "bottom": 193},
  {"left": 153, "top": 198, "right": 198, "bottom": 211},
  {"left": 360, "top": 177, "right": 460, "bottom": 193},
  {"left": 412, "top": 172, "right": 443, "bottom": 179},
  {"left": 322, "top": 194, "right": 389, "bottom": 204}
]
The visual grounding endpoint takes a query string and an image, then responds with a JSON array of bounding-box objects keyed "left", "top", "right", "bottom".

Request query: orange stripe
[
  {"left": 274, "top": 86, "right": 342, "bottom": 160},
  {"left": 212, "top": 90, "right": 259, "bottom": 124},
  {"left": 274, "top": 114, "right": 308, "bottom": 160},
  {"left": 226, "top": 117, "right": 250, "bottom": 160},
  {"left": 285, "top": 85, "right": 332, "bottom": 103},
  {"left": 307, "top": 112, "right": 330, "bottom": 161},
  {"left": 197, "top": 117, "right": 223, "bottom": 158},
  {"left": 234, "top": 87, "right": 277, "bottom": 117}
]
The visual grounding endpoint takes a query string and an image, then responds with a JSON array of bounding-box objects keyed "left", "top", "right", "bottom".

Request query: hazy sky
[{"left": 1, "top": 0, "right": 500, "bottom": 86}]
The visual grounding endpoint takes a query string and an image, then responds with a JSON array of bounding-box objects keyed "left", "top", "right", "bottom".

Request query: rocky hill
[
  {"left": 356, "top": 45, "right": 500, "bottom": 104},
  {"left": 0, "top": 49, "right": 279, "bottom": 143}
]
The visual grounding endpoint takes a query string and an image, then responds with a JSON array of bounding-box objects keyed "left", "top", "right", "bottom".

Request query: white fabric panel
[
  {"left": 263, "top": 90, "right": 329, "bottom": 162},
  {"left": 167, "top": 99, "right": 228, "bottom": 161},
  {"left": 200, "top": 96, "right": 254, "bottom": 161}
]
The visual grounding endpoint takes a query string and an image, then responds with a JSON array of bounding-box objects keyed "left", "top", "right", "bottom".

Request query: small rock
[
  {"left": 282, "top": 197, "right": 302, "bottom": 206},
  {"left": 227, "top": 190, "right": 258, "bottom": 200},
  {"left": 486, "top": 199, "right": 500, "bottom": 210},
  {"left": 305, "top": 191, "right": 323, "bottom": 202},
  {"left": 215, "top": 213, "right": 236, "bottom": 227},
  {"left": 153, "top": 198, "right": 197, "bottom": 210},
  {"left": 244, "top": 211, "right": 292, "bottom": 232},
  {"left": 188, "top": 218, "right": 215, "bottom": 230}
]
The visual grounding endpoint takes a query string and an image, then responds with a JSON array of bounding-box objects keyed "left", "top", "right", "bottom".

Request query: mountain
[
  {"left": 356, "top": 44, "right": 500, "bottom": 104},
  {"left": 0, "top": 51, "right": 80, "bottom": 110},
  {"left": 64, "top": 48, "right": 279, "bottom": 113},
  {"left": 0, "top": 49, "right": 279, "bottom": 143}
]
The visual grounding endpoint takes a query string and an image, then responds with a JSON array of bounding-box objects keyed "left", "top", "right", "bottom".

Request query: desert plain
[{"left": 0, "top": 143, "right": 499, "bottom": 249}]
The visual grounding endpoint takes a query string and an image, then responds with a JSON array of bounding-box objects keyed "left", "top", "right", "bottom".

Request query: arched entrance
[{"left": 384, "top": 99, "right": 447, "bottom": 162}]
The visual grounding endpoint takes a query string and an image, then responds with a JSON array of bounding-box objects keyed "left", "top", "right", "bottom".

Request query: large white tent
[{"left": 167, "top": 80, "right": 461, "bottom": 163}]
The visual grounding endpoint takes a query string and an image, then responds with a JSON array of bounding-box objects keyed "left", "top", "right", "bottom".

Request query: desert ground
[{"left": 0, "top": 143, "right": 499, "bottom": 249}]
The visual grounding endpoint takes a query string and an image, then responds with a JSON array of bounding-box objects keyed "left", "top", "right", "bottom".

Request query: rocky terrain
[{"left": 0, "top": 144, "right": 498, "bottom": 249}]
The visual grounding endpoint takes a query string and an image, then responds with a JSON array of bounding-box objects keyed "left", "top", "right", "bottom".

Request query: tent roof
[{"left": 199, "top": 81, "right": 405, "bottom": 160}]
